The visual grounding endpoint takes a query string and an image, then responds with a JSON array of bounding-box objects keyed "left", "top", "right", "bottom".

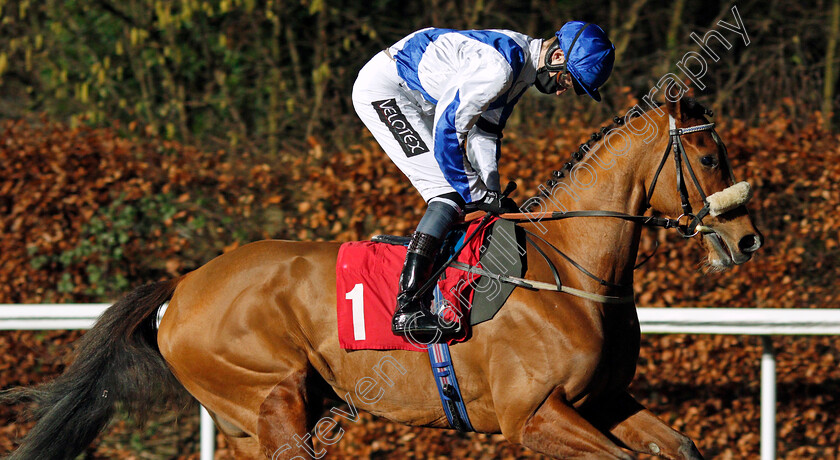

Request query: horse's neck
[{"left": 534, "top": 130, "right": 667, "bottom": 291}]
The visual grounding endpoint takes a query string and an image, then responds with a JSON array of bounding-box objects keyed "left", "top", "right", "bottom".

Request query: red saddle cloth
[{"left": 336, "top": 219, "right": 492, "bottom": 352}]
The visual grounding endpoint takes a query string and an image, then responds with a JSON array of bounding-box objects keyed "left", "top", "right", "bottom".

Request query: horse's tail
[{"left": 2, "top": 278, "right": 186, "bottom": 460}]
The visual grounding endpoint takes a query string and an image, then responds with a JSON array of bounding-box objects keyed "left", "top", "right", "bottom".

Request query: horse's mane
[{"left": 537, "top": 97, "right": 712, "bottom": 201}]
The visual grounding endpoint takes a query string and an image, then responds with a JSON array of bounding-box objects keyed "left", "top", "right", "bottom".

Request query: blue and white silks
[{"left": 390, "top": 29, "right": 539, "bottom": 202}]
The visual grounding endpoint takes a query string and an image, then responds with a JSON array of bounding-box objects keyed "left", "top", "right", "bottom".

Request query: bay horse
[{"left": 4, "top": 97, "right": 762, "bottom": 459}]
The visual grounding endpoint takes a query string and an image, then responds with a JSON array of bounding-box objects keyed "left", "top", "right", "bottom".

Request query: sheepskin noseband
[{"left": 706, "top": 181, "right": 751, "bottom": 217}]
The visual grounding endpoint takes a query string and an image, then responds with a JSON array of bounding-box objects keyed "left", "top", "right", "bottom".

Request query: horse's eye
[{"left": 700, "top": 155, "right": 717, "bottom": 167}]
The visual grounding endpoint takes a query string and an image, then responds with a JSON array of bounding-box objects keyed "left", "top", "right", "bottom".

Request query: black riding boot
[{"left": 392, "top": 232, "right": 454, "bottom": 336}]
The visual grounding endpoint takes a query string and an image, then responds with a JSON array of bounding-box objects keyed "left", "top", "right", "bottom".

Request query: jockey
[{"left": 352, "top": 22, "right": 615, "bottom": 336}]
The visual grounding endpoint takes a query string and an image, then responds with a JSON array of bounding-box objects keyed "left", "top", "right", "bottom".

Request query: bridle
[
  {"left": 500, "top": 113, "right": 746, "bottom": 238},
  {"left": 645, "top": 115, "right": 725, "bottom": 238},
  {"left": 455, "top": 110, "right": 754, "bottom": 302}
]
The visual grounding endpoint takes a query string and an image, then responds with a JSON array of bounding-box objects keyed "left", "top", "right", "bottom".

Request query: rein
[
  {"left": 452, "top": 115, "right": 750, "bottom": 304},
  {"left": 465, "top": 116, "right": 722, "bottom": 235}
]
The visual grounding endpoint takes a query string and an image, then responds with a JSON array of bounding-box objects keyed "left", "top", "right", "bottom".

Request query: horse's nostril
[{"left": 738, "top": 234, "right": 762, "bottom": 254}]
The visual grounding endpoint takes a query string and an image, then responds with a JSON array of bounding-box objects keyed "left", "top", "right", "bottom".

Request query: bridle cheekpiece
[{"left": 645, "top": 115, "right": 745, "bottom": 238}]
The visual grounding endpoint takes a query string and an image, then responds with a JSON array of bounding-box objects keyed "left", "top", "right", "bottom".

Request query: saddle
[
  {"left": 335, "top": 218, "right": 526, "bottom": 351},
  {"left": 375, "top": 218, "right": 526, "bottom": 326}
]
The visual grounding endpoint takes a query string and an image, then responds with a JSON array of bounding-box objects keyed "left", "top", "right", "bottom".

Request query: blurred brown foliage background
[{"left": 1, "top": 0, "right": 840, "bottom": 458}]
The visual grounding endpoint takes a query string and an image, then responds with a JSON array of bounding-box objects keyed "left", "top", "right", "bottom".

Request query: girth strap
[{"left": 427, "top": 342, "right": 473, "bottom": 432}]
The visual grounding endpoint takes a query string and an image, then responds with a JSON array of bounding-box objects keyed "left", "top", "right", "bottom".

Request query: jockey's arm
[
  {"left": 465, "top": 115, "right": 503, "bottom": 192},
  {"left": 431, "top": 49, "right": 513, "bottom": 194}
]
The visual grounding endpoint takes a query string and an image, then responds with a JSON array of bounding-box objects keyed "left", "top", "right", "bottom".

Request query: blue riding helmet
[{"left": 556, "top": 21, "right": 615, "bottom": 102}]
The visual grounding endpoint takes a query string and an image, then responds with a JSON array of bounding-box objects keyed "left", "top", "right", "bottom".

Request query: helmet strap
[
  {"left": 543, "top": 37, "right": 565, "bottom": 72},
  {"left": 544, "top": 23, "right": 591, "bottom": 76}
]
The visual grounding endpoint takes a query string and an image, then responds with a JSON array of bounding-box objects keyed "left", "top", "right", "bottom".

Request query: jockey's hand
[{"left": 469, "top": 190, "right": 519, "bottom": 214}]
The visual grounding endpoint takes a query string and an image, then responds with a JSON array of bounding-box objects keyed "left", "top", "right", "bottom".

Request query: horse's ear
[
  {"left": 665, "top": 97, "right": 687, "bottom": 124},
  {"left": 665, "top": 97, "right": 682, "bottom": 122}
]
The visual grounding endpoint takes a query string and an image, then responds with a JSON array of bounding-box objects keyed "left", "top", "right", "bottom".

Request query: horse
[{"left": 3, "top": 96, "right": 762, "bottom": 460}]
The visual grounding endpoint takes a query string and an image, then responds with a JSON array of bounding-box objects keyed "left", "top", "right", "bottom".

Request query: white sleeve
[
  {"left": 431, "top": 46, "right": 512, "bottom": 192},
  {"left": 466, "top": 121, "right": 502, "bottom": 191}
]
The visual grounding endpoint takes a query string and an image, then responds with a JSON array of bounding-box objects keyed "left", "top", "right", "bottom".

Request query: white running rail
[
  {"left": 637, "top": 308, "right": 840, "bottom": 460},
  {"left": 3, "top": 304, "right": 840, "bottom": 460}
]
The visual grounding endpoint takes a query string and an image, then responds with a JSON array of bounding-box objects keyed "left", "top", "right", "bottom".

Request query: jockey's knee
[{"left": 417, "top": 193, "right": 464, "bottom": 238}]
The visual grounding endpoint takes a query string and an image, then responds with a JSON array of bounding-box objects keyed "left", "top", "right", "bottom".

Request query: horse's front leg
[
  {"left": 519, "top": 387, "right": 636, "bottom": 459},
  {"left": 582, "top": 391, "right": 703, "bottom": 460}
]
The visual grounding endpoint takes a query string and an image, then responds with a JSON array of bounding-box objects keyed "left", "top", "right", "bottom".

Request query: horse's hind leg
[
  {"left": 582, "top": 391, "right": 703, "bottom": 460},
  {"left": 257, "top": 368, "right": 325, "bottom": 459},
  {"left": 519, "top": 387, "right": 635, "bottom": 459}
]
